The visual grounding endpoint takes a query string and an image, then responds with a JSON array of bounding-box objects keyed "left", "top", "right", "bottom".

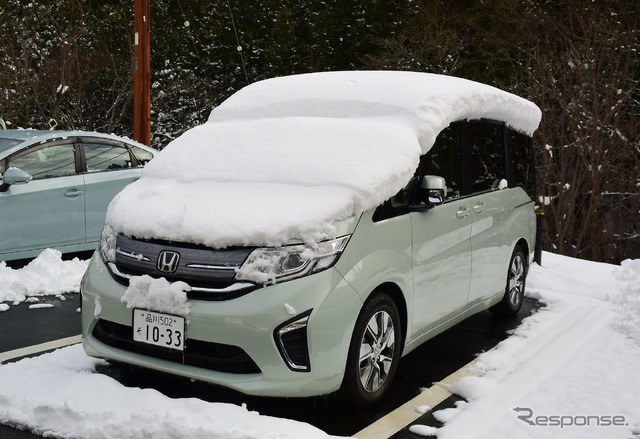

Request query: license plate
[{"left": 133, "top": 309, "right": 185, "bottom": 351}]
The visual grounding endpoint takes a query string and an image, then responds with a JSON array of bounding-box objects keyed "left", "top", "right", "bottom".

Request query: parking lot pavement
[
  {"left": 387, "top": 395, "right": 461, "bottom": 439},
  {"left": 0, "top": 294, "right": 81, "bottom": 356},
  {"left": 0, "top": 424, "right": 44, "bottom": 439}
]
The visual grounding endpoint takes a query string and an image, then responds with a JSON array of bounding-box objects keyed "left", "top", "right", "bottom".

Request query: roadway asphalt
[{"left": 0, "top": 287, "right": 539, "bottom": 438}]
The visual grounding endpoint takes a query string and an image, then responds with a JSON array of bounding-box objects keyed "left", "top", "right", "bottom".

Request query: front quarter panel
[{"left": 335, "top": 210, "right": 413, "bottom": 342}]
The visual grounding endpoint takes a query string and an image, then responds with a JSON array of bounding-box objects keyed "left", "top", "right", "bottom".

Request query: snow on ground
[
  {"left": 0, "top": 251, "right": 639, "bottom": 438},
  {"left": 0, "top": 345, "right": 339, "bottom": 439},
  {"left": 411, "top": 252, "right": 640, "bottom": 438},
  {"left": 0, "top": 249, "right": 88, "bottom": 309}
]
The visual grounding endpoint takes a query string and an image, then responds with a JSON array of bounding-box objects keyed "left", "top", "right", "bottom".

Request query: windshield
[{"left": 0, "top": 138, "right": 25, "bottom": 154}]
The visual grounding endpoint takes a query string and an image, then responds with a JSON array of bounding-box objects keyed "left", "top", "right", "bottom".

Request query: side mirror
[
  {"left": 412, "top": 175, "right": 446, "bottom": 210},
  {"left": 0, "top": 168, "right": 32, "bottom": 192},
  {"left": 422, "top": 175, "right": 446, "bottom": 206}
]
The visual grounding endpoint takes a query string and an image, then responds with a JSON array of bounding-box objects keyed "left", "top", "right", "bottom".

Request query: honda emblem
[{"left": 157, "top": 250, "right": 180, "bottom": 273}]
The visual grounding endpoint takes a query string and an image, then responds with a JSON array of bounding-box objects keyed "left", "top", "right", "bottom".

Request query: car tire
[
  {"left": 491, "top": 245, "right": 527, "bottom": 317},
  {"left": 340, "top": 292, "right": 402, "bottom": 407}
]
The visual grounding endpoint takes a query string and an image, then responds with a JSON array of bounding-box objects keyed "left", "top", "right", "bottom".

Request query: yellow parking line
[
  {"left": 353, "top": 361, "right": 477, "bottom": 439},
  {"left": 0, "top": 335, "right": 82, "bottom": 364}
]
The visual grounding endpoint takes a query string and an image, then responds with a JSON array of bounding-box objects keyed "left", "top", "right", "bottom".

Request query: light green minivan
[{"left": 81, "top": 71, "right": 541, "bottom": 405}]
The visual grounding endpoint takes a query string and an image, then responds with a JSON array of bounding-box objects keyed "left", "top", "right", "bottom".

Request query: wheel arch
[
  {"left": 515, "top": 237, "right": 530, "bottom": 268},
  {"left": 366, "top": 282, "right": 408, "bottom": 354}
]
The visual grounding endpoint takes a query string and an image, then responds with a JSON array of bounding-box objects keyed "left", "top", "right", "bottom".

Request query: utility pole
[{"left": 134, "top": 0, "right": 151, "bottom": 146}]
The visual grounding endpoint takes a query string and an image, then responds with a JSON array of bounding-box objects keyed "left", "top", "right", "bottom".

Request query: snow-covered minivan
[{"left": 81, "top": 71, "right": 541, "bottom": 405}]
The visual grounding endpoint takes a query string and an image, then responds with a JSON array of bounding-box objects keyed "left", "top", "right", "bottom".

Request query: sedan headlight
[
  {"left": 236, "top": 236, "right": 350, "bottom": 285},
  {"left": 99, "top": 225, "right": 118, "bottom": 263}
]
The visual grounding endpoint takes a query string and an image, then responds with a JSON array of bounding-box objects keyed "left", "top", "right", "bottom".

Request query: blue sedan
[{"left": 0, "top": 130, "right": 156, "bottom": 262}]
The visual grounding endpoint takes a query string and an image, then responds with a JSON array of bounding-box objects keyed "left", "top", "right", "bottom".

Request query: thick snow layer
[
  {"left": 208, "top": 71, "right": 541, "bottom": 137},
  {"left": 1, "top": 252, "right": 639, "bottom": 439},
  {"left": 121, "top": 275, "right": 191, "bottom": 317},
  {"left": 107, "top": 71, "right": 541, "bottom": 248},
  {"left": 0, "top": 249, "right": 88, "bottom": 307}
]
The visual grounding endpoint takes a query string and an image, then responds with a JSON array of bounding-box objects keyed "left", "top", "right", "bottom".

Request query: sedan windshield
[{"left": 0, "top": 138, "right": 25, "bottom": 154}]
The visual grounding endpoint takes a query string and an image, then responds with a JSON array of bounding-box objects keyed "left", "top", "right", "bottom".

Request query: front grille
[
  {"left": 93, "top": 319, "right": 261, "bottom": 374},
  {"left": 108, "top": 236, "right": 257, "bottom": 300}
]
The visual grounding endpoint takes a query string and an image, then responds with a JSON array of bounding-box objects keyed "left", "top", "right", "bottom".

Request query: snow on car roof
[{"left": 107, "top": 71, "right": 541, "bottom": 248}]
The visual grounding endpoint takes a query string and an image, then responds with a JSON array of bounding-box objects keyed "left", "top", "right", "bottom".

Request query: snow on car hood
[{"left": 107, "top": 71, "right": 541, "bottom": 248}]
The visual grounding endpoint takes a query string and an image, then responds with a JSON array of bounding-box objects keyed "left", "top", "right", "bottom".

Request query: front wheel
[
  {"left": 340, "top": 293, "right": 401, "bottom": 407},
  {"left": 491, "top": 246, "right": 527, "bottom": 317}
]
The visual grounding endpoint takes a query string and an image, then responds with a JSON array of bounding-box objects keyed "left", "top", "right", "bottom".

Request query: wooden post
[
  {"left": 535, "top": 212, "right": 547, "bottom": 265},
  {"left": 134, "top": 0, "right": 151, "bottom": 146}
]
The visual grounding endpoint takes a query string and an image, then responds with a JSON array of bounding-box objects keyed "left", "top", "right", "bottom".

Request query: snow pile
[
  {"left": 0, "top": 345, "right": 343, "bottom": 439},
  {"left": 107, "top": 71, "right": 541, "bottom": 248},
  {"left": 0, "top": 249, "right": 89, "bottom": 307},
  {"left": 611, "top": 259, "right": 640, "bottom": 346},
  {"left": 411, "top": 252, "right": 640, "bottom": 439},
  {"left": 121, "top": 275, "right": 191, "bottom": 317}
]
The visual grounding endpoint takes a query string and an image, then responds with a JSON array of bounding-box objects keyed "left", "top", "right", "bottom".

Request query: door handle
[
  {"left": 456, "top": 207, "right": 471, "bottom": 218},
  {"left": 64, "top": 188, "right": 83, "bottom": 199},
  {"left": 473, "top": 202, "right": 485, "bottom": 213}
]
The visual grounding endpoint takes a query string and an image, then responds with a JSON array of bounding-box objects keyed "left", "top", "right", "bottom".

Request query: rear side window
[
  {"left": 508, "top": 129, "right": 535, "bottom": 197},
  {"left": 8, "top": 143, "right": 77, "bottom": 180},
  {"left": 468, "top": 120, "right": 506, "bottom": 194},
  {"left": 130, "top": 146, "right": 154, "bottom": 166},
  {"left": 84, "top": 142, "right": 133, "bottom": 172}
]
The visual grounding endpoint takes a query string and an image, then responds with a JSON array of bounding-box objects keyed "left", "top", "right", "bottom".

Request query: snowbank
[
  {"left": 0, "top": 345, "right": 343, "bottom": 439},
  {"left": 107, "top": 71, "right": 541, "bottom": 248},
  {"left": 0, "top": 249, "right": 88, "bottom": 307}
]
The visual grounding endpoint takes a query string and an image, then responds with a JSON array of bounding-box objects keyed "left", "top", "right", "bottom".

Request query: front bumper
[{"left": 81, "top": 252, "right": 362, "bottom": 397}]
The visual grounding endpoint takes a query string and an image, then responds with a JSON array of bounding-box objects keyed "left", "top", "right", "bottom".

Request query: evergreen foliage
[{"left": 0, "top": 0, "right": 637, "bottom": 262}]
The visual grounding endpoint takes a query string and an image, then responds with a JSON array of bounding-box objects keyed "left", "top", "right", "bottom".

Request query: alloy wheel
[
  {"left": 508, "top": 253, "right": 525, "bottom": 308},
  {"left": 358, "top": 310, "right": 396, "bottom": 393}
]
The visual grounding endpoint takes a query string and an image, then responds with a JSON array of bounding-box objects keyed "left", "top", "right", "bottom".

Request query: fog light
[{"left": 274, "top": 311, "right": 312, "bottom": 372}]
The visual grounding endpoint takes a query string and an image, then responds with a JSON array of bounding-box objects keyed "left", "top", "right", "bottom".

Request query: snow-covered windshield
[{"left": 107, "top": 71, "right": 541, "bottom": 248}]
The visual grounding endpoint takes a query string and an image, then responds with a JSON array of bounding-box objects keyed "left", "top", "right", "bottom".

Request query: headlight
[
  {"left": 236, "top": 235, "right": 350, "bottom": 285},
  {"left": 99, "top": 225, "right": 117, "bottom": 263}
]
